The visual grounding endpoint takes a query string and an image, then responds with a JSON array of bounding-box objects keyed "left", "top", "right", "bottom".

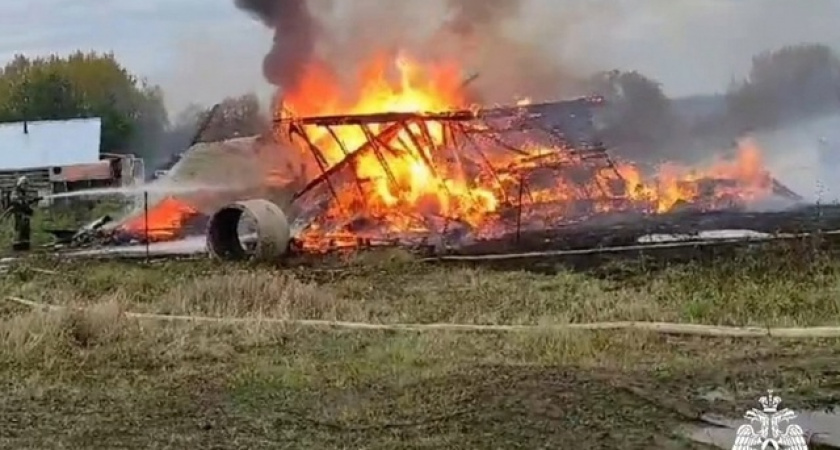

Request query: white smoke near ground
[{"left": 752, "top": 113, "right": 840, "bottom": 204}]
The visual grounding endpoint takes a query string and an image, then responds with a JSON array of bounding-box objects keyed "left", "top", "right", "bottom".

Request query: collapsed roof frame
[{"left": 272, "top": 96, "right": 626, "bottom": 216}]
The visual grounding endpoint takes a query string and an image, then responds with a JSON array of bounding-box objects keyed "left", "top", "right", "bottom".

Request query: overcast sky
[{"left": 1, "top": 0, "right": 838, "bottom": 113}]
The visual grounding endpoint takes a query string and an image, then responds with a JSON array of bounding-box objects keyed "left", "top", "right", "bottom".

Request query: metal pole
[
  {"left": 143, "top": 190, "right": 150, "bottom": 261},
  {"left": 516, "top": 174, "right": 524, "bottom": 244}
]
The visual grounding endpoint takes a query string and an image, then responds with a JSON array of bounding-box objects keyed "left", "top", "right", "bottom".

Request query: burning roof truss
[
  {"left": 274, "top": 96, "right": 805, "bottom": 255},
  {"left": 274, "top": 97, "right": 676, "bottom": 251}
]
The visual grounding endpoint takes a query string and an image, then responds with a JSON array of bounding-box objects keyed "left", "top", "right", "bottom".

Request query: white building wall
[{"left": 0, "top": 117, "right": 101, "bottom": 170}]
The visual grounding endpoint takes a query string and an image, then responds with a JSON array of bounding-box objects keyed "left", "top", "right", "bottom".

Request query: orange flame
[
  {"left": 284, "top": 52, "right": 499, "bottom": 231},
  {"left": 615, "top": 139, "right": 774, "bottom": 213},
  {"left": 278, "top": 52, "right": 779, "bottom": 249},
  {"left": 120, "top": 52, "right": 781, "bottom": 248},
  {"left": 119, "top": 196, "right": 199, "bottom": 241}
]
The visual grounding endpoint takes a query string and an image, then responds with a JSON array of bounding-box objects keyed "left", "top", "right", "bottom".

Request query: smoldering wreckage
[{"left": 19, "top": 85, "right": 840, "bottom": 269}]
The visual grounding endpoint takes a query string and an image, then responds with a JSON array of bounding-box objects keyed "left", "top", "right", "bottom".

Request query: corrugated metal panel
[{"left": 0, "top": 117, "right": 101, "bottom": 170}]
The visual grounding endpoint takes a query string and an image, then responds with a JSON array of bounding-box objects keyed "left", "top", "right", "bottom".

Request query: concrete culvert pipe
[{"left": 206, "top": 199, "right": 291, "bottom": 262}]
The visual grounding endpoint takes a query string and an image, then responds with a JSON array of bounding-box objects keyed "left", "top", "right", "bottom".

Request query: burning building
[
  {"left": 40, "top": 2, "right": 840, "bottom": 263},
  {"left": 89, "top": 0, "right": 809, "bottom": 261},
  {"left": 184, "top": 53, "right": 801, "bottom": 262}
]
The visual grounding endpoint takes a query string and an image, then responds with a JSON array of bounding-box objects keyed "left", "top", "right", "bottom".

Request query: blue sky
[{"left": 2, "top": 0, "right": 838, "bottom": 113}]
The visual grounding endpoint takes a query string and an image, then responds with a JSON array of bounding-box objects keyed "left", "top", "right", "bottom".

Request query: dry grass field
[{"left": 2, "top": 244, "right": 840, "bottom": 448}]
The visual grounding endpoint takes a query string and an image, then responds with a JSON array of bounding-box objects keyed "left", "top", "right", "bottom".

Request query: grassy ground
[{"left": 2, "top": 246, "right": 840, "bottom": 448}]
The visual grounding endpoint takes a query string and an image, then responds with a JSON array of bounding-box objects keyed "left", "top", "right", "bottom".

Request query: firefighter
[{"left": 8, "top": 176, "right": 39, "bottom": 251}]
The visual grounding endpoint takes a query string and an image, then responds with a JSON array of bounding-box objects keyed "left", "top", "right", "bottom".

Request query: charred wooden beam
[
  {"left": 772, "top": 179, "right": 803, "bottom": 201},
  {"left": 191, "top": 104, "right": 221, "bottom": 145},
  {"left": 289, "top": 124, "right": 345, "bottom": 211},
  {"left": 400, "top": 121, "right": 442, "bottom": 178},
  {"left": 454, "top": 123, "right": 511, "bottom": 204},
  {"left": 323, "top": 125, "right": 350, "bottom": 156},
  {"left": 413, "top": 119, "right": 438, "bottom": 154},
  {"left": 323, "top": 124, "right": 368, "bottom": 203},
  {"left": 399, "top": 120, "right": 457, "bottom": 200},
  {"left": 478, "top": 132, "right": 532, "bottom": 157},
  {"left": 273, "top": 97, "right": 604, "bottom": 126},
  {"left": 441, "top": 121, "right": 452, "bottom": 150},
  {"left": 359, "top": 123, "right": 401, "bottom": 189},
  {"left": 457, "top": 123, "right": 533, "bottom": 204},
  {"left": 461, "top": 72, "right": 479, "bottom": 88},
  {"left": 291, "top": 122, "right": 403, "bottom": 201},
  {"left": 277, "top": 110, "right": 473, "bottom": 127}
]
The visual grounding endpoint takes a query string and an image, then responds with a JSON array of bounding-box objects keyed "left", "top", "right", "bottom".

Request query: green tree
[
  {"left": 164, "top": 93, "right": 268, "bottom": 151},
  {"left": 185, "top": 93, "right": 268, "bottom": 143},
  {"left": 0, "top": 51, "right": 168, "bottom": 160},
  {"left": 206, "top": 93, "right": 267, "bottom": 141},
  {"left": 152, "top": 94, "right": 269, "bottom": 172}
]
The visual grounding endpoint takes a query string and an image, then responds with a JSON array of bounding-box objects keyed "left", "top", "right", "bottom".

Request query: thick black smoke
[
  {"left": 233, "top": 0, "right": 319, "bottom": 90},
  {"left": 232, "top": 0, "right": 593, "bottom": 104}
]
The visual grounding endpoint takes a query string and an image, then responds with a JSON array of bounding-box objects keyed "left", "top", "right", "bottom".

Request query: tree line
[
  {"left": 0, "top": 51, "right": 268, "bottom": 170},
  {"left": 589, "top": 43, "right": 840, "bottom": 164},
  {"left": 0, "top": 44, "right": 838, "bottom": 170}
]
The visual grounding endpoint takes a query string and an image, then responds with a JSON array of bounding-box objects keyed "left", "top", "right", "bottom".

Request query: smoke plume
[
  {"left": 443, "top": 0, "right": 521, "bottom": 37},
  {"left": 229, "top": 0, "right": 839, "bottom": 155},
  {"left": 433, "top": 0, "right": 594, "bottom": 102},
  {"left": 157, "top": 0, "right": 840, "bottom": 110},
  {"left": 232, "top": 0, "right": 608, "bottom": 102},
  {"left": 233, "top": 0, "right": 321, "bottom": 91}
]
